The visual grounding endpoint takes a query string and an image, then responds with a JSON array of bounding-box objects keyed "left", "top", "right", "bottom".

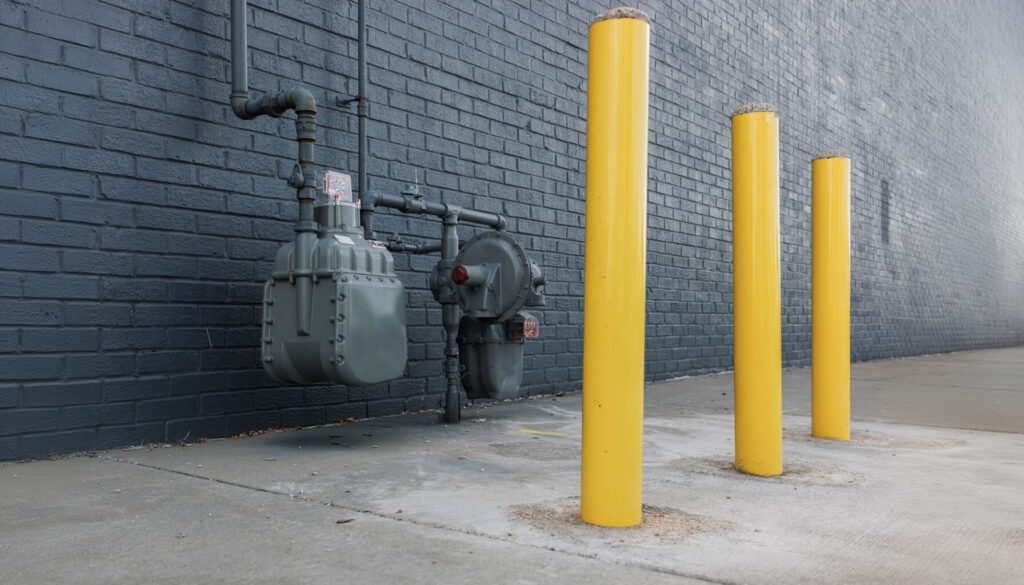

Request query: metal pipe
[
  {"left": 356, "top": 0, "right": 373, "bottom": 238},
  {"left": 231, "top": 0, "right": 317, "bottom": 119},
  {"left": 230, "top": 0, "right": 248, "bottom": 100},
  {"left": 370, "top": 191, "right": 507, "bottom": 230},
  {"left": 293, "top": 112, "right": 318, "bottom": 336},
  {"left": 385, "top": 239, "right": 444, "bottom": 254},
  {"left": 440, "top": 214, "right": 461, "bottom": 423},
  {"left": 455, "top": 207, "right": 506, "bottom": 229}
]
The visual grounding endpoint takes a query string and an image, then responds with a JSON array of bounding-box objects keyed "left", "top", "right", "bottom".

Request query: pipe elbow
[
  {"left": 287, "top": 88, "right": 316, "bottom": 114},
  {"left": 230, "top": 88, "right": 314, "bottom": 119},
  {"left": 230, "top": 92, "right": 255, "bottom": 120}
]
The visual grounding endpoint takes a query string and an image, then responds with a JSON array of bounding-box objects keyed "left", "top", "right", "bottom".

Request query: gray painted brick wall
[{"left": 1, "top": 0, "right": 1023, "bottom": 460}]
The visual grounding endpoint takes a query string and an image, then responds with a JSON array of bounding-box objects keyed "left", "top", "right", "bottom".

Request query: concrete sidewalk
[{"left": 2, "top": 347, "right": 1023, "bottom": 584}]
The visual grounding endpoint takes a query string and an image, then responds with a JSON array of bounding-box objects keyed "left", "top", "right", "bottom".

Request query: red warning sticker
[{"left": 522, "top": 317, "right": 539, "bottom": 338}]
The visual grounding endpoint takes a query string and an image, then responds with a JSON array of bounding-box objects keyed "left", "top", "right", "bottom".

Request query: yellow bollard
[
  {"left": 731, "top": 104, "right": 782, "bottom": 476},
  {"left": 581, "top": 7, "right": 650, "bottom": 527},
  {"left": 812, "top": 152, "right": 851, "bottom": 440}
]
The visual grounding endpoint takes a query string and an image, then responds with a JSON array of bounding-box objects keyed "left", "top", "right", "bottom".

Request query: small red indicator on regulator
[
  {"left": 522, "top": 316, "right": 539, "bottom": 338},
  {"left": 451, "top": 265, "right": 470, "bottom": 284},
  {"left": 506, "top": 312, "right": 539, "bottom": 340}
]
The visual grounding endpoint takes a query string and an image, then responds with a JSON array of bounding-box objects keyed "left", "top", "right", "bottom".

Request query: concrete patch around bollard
[{"left": 512, "top": 498, "right": 729, "bottom": 546}]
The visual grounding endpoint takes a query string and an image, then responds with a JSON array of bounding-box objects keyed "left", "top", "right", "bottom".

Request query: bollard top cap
[
  {"left": 731, "top": 102, "right": 777, "bottom": 116},
  {"left": 814, "top": 149, "right": 849, "bottom": 160},
  {"left": 592, "top": 7, "right": 651, "bottom": 25}
]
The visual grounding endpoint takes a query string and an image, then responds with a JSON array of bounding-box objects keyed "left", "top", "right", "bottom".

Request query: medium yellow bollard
[
  {"left": 581, "top": 7, "right": 650, "bottom": 527},
  {"left": 812, "top": 151, "right": 851, "bottom": 440},
  {"left": 731, "top": 103, "right": 782, "bottom": 476}
]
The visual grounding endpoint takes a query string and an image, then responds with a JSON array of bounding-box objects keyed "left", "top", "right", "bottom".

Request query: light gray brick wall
[{"left": 1, "top": 0, "right": 1023, "bottom": 459}]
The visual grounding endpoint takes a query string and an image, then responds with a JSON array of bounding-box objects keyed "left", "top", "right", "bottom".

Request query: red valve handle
[{"left": 451, "top": 265, "right": 470, "bottom": 284}]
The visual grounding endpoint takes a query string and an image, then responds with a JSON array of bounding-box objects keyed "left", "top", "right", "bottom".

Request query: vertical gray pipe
[
  {"left": 293, "top": 115, "right": 318, "bottom": 337},
  {"left": 441, "top": 212, "right": 461, "bottom": 423},
  {"left": 230, "top": 0, "right": 248, "bottom": 100},
  {"left": 356, "top": 0, "right": 373, "bottom": 238}
]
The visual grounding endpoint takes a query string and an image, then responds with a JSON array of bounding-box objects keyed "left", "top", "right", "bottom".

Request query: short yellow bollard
[
  {"left": 731, "top": 104, "right": 782, "bottom": 477},
  {"left": 812, "top": 152, "right": 851, "bottom": 440},
  {"left": 581, "top": 7, "right": 650, "bottom": 527}
]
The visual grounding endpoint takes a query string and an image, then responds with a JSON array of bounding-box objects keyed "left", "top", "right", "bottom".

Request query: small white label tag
[{"left": 333, "top": 234, "right": 354, "bottom": 246}]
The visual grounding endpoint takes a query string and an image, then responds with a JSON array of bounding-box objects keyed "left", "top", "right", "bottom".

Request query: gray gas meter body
[{"left": 262, "top": 199, "right": 407, "bottom": 386}]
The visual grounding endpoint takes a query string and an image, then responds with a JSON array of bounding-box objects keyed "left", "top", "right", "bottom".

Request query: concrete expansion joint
[
  {"left": 592, "top": 7, "right": 650, "bottom": 25},
  {"left": 731, "top": 102, "right": 777, "bottom": 116},
  {"left": 98, "top": 454, "right": 709, "bottom": 579}
]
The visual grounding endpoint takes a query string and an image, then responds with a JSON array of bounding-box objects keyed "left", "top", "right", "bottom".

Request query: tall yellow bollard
[
  {"left": 731, "top": 104, "right": 782, "bottom": 476},
  {"left": 581, "top": 7, "right": 650, "bottom": 527},
  {"left": 812, "top": 152, "right": 851, "bottom": 440}
]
